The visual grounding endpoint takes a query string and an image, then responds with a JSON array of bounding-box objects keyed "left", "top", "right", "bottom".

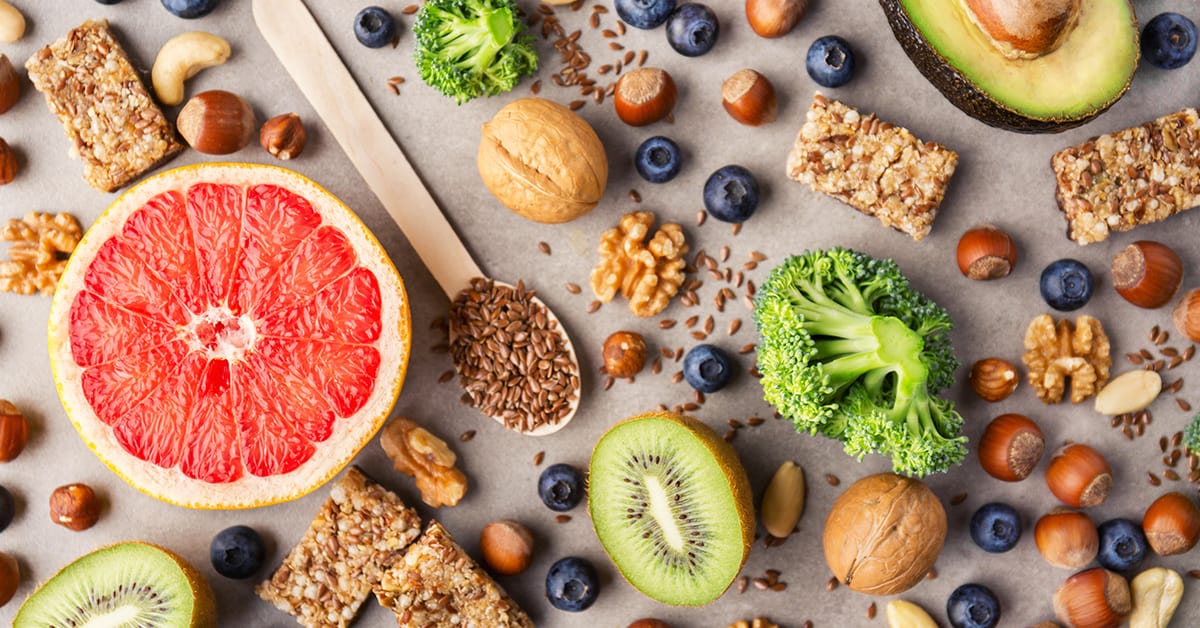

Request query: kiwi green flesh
[
  {"left": 589, "top": 416, "right": 746, "bottom": 606},
  {"left": 15, "top": 543, "right": 203, "bottom": 627}
]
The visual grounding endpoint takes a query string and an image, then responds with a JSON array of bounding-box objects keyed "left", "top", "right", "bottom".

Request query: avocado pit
[{"left": 963, "top": 0, "right": 1080, "bottom": 58}]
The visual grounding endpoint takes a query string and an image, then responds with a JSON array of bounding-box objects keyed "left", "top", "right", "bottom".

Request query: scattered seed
[
  {"left": 593, "top": 4, "right": 608, "bottom": 12},
  {"left": 637, "top": 49, "right": 647, "bottom": 66},
  {"left": 1173, "top": 431, "right": 1184, "bottom": 448},
  {"left": 826, "top": 576, "right": 839, "bottom": 591},
  {"left": 732, "top": 223, "right": 742, "bottom": 236},
  {"left": 1170, "top": 356, "right": 1184, "bottom": 369},
  {"left": 538, "top": 241, "right": 551, "bottom": 255},
  {"left": 1161, "top": 436, "right": 1170, "bottom": 452},
  {"left": 437, "top": 369, "right": 455, "bottom": 384},
  {"left": 659, "top": 319, "right": 677, "bottom": 330},
  {"left": 402, "top": 4, "right": 419, "bottom": 14},
  {"left": 672, "top": 371, "right": 684, "bottom": 384},
  {"left": 1179, "top": 398, "right": 1193, "bottom": 412},
  {"left": 589, "top": 13, "right": 599, "bottom": 28},
  {"left": 1128, "top": 352, "right": 1145, "bottom": 365},
  {"left": 703, "top": 315, "right": 714, "bottom": 334},
  {"left": 743, "top": 261, "right": 759, "bottom": 271},
  {"left": 723, "top": 429, "right": 736, "bottom": 442},
  {"left": 629, "top": 189, "right": 641, "bottom": 203},
  {"left": 867, "top": 602, "right": 877, "bottom": 620},
  {"left": 533, "top": 451, "right": 545, "bottom": 466},
  {"left": 602, "top": 28, "right": 617, "bottom": 38},
  {"left": 825, "top": 473, "right": 840, "bottom": 486},
  {"left": 729, "top": 319, "right": 742, "bottom": 336},
  {"left": 1165, "top": 469, "right": 1181, "bottom": 481},
  {"left": 1142, "top": 348, "right": 1155, "bottom": 360},
  {"left": 587, "top": 300, "right": 601, "bottom": 313},
  {"left": 696, "top": 210, "right": 708, "bottom": 225},
  {"left": 1188, "top": 570, "right": 1200, "bottom": 580},
  {"left": 750, "top": 250, "right": 767, "bottom": 262},
  {"left": 568, "top": 100, "right": 585, "bottom": 110},
  {"left": 737, "top": 576, "right": 748, "bottom": 593},
  {"left": 1123, "top": 425, "right": 1135, "bottom": 440},
  {"left": 950, "top": 492, "right": 968, "bottom": 506},
  {"left": 926, "top": 568, "right": 938, "bottom": 580},
  {"left": 752, "top": 577, "right": 769, "bottom": 590},
  {"left": 1186, "top": 345, "right": 1196, "bottom": 361},
  {"left": 1149, "top": 472, "right": 1162, "bottom": 486},
  {"left": 564, "top": 282, "right": 581, "bottom": 294},
  {"left": 804, "top": 622, "right": 814, "bottom": 628},
  {"left": 675, "top": 347, "right": 683, "bottom": 361},
  {"left": 1151, "top": 325, "right": 1161, "bottom": 342},
  {"left": 1163, "top": 347, "right": 1180, "bottom": 357},
  {"left": 651, "top": 358, "right": 662, "bottom": 375},
  {"left": 459, "top": 430, "right": 476, "bottom": 442},
  {"left": 747, "top": 417, "right": 765, "bottom": 426},
  {"left": 617, "top": 21, "right": 626, "bottom": 35},
  {"left": 720, "top": 245, "right": 730, "bottom": 262},
  {"left": 1171, "top": 379, "right": 1185, "bottom": 393},
  {"left": 771, "top": 582, "right": 787, "bottom": 592},
  {"left": 739, "top": 343, "right": 756, "bottom": 354},
  {"left": 695, "top": 390, "right": 705, "bottom": 404},
  {"left": 555, "top": 514, "right": 572, "bottom": 523},
  {"left": 728, "top": 419, "right": 743, "bottom": 429},
  {"left": 604, "top": 376, "right": 614, "bottom": 391}
]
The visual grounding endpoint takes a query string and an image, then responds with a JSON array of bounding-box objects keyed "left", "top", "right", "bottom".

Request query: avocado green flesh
[{"left": 894, "top": 0, "right": 1136, "bottom": 122}]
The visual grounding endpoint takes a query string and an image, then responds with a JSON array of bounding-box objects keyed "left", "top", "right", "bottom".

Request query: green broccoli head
[
  {"left": 753, "top": 247, "right": 964, "bottom": 476},
  {"left": 1185, "top": 413, "right": 1200, "bottom": 454},
  {"left": 414, "top": 0, "right": 538, "bottom": 104}
]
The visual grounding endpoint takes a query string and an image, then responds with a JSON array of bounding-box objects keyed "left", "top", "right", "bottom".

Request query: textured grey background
[{"left": 2, "top": 0, "right": 1200, "bottom": 626}]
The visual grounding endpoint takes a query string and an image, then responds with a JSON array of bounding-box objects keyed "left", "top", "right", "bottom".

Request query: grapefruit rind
[{"left": 47, "top": 163, "right": 410, "bottom": 510}]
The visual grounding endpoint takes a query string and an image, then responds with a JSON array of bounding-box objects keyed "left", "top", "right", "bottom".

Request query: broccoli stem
[{"left": 437, "top": 4, "right": 514, "bottom": 72}]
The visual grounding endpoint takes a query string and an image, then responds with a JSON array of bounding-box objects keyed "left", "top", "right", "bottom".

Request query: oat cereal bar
[
  {"left": 257, "top": 467, "right": 422, "bottom": 628},
  {"left": 1052, "top": 108, "right": 1200, "bottom": 244},
  {"left": 25, "top": 20, "right": 183, "bottom": 193},
  {"left": 375, "top": 520, "right": 534, "bottom": 628},
  {"left": 785, "top": 93, "right": 959, "bottom": 241}
]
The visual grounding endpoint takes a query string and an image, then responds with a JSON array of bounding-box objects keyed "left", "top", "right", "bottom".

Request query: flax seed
[
  {"left": 926, "top": 568, "right": 937, "bottom": 580},
  {"left": 1152, "top": 325, "right": 1161, "bottom": 342},
  {"left": 402, "top": 4, "right": 419, "bottom": 14},
  {"left": 739, "top": 343, "right": 756, "bottom": 354},
  {"left": 532, "top": 451, "right": 545, "bottom": 466},
  {"left": 825, "top": 473, "right": 840, "bottom": 486},
  {"left": 651, "top": 358, "right": 662, "bottom": 375},
  {"left": 564, "top": 282, "right": 581, "bottom": 294},
  {"left": 723, "top": 429, "right": 736, "bottom": 442},
  {"left": 729, "top": 319, "right": 742, "bottom": 336},
  {"left": 609, "top": 42, "right": 624, "bottom": 50},
  {"left": 732, "top": 222, "right": 742, "bottom": 236},
  {"left": 672, "top": 371, "right": 684, "bottom": 384},
  {"left": 589, "top": 13, "right": 599, "bottom": 28},
  {"left": 555, "top": 514, "right": 571, "bottom": 523},
  {"left": 691, "top": 331, "right": 708, "bottom": 341},
  {"left": 1165, "top": 469, "right": 1181, "bottom": 481},
  {"left": 737, "top": 576, "right": 748, "bottom": 593},
  {"left": 438, "top": 370, "right": 455, "bottom": 384},
  {"left": 1186, "top": 345, "right": 1196, "bottom": 361},
  {"left": 748, "top": 417, "right": 764, "bottom": 426},
  {"left": 950, "top": 492, "right": 968, "bottom": 506},
  {"left": 637, "top": 49, "right": 648, "bottom": 66},
  {"left": 1171, "top": 356, "right": 1184, "bottom": 369},
  {"left": 1189, "top": 570, "right": 1200, "bottom": 580},
  {"left": 1142, "top": 348, "right": 1155, "bottom": 360},
  {"left": 826, "top": 576, "right": 839, "bottom": 591},
  {"left": 703, "top": 315, "right": 714, "bottom": 334},
  {"left": 616, "top": 21, "right": 626, "bottom": 35},
  {"left": 867, "top": 603, "right": 877, "bottom": 620},
  {"left": 629, "top": 189, "right": 641, "bottom": 203},
  {"left": 587, "top": 300, "right": 601, "bottom": 313},
  {"left": 568, "top": 100, "right": 585, "bottom": 110},
  {"left": 1128, "top": 352, "right": 1145, "bottom": 364},
  {"left": 1179, "top": 398, "right": 1192, "bottom": 412},
  {"left": 459, "top": 430, "right": 476, "bottom": 442},
  {"left": 1162, "top": 436, "right": 1170, "bottom": 452}
]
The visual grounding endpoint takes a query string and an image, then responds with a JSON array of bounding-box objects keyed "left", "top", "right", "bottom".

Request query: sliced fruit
[
  {"left": 879, "top": 0, "right": 1138, "bottom": 132},
  {"left": 48, "top": 163, "right": 410, "bottom": 509},
  {"left": 588, "top": 411, "right": 754, "bottom": 606},
  {"left": 15, "top": 542, "right": 216, "bottom": 627}
]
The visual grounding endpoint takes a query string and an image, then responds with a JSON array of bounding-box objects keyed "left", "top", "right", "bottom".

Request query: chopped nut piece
[
  {"left": 1022, "top": 314, "right": 1112, "bottom": 404},
  {"left": 0, "top": 212, "right": 83, "bottom": 295},
  {"left": 374, "top": 520, "right": 533, "bottom": 627},
  {"left": 257, "top": 467, "right": 422, "bottom": 628},
  {"left": 590, "top": 210, "right": 688, "bottom": 317},
  {"left": 380, "top": 418, "right": 468, "bottom": 508},
  {"left": 726, "top": 618, "right": 780, "bottom": 628},
  {"left": 25, "top": 20, "right": 183, "bottom": 192},
  {"left": 786, "top": 93, "right": 958, "bottom": 240}
]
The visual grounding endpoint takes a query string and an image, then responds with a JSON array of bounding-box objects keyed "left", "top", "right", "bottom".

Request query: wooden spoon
[{"left": 253, "top": 0, "right": 580, "bottom": 435}]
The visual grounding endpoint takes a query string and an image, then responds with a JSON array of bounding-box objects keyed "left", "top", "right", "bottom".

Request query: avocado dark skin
[{"left": 879, "top": 0, "right": 1137, "bottom": 133}]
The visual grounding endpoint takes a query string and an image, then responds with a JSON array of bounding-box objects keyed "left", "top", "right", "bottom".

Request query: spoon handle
[{"left": 253, "top": 0, "right": 482, "bottom": 300}]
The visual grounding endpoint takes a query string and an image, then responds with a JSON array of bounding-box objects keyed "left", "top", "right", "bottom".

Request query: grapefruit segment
[{"left": 49, "top": 164, "right": 410, "bottom": 509}]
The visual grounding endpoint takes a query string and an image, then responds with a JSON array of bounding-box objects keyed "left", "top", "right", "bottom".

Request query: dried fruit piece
[
  {"left": 1022, "top": 314, "right": 1111, "bottom": 403},
  {"left": 590, "top": 211, "right": 688, "bottom": 317},
  {"left": 380, "top": 418, "right": 468, "bottom": 508}
]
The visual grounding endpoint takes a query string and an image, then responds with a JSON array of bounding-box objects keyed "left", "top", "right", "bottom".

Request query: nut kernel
[
  {"left": 380, "top": 417, "right": 467, "bottom": 507},
  {"left": 885, "top": 599, "right": 937, "bottom": 628},
  {"left": 760, "top": 460, "right": 805, "bottom": 538},
  {"left": 0, "top": 399, "right": 27, "bottom": 462},
  {"left": 1094, "top": 369, "right": 1161, "bottom": 415},
  {"left": 1129, "top": 567, "right": 1183, "bottom": 628},
  {"left": 969, "top": 357, "right": 1019, "bottom": 401},
  {"left": 602, "top": 331, "right": 647, "bottom": 378},
  {"left": 49, "top": 483, "right": 100, "bottom": 531},
  {"left": 260, "top": 113, "right": 307, "bottom": 161},
  {"left": 151, "top": 31, "right": 231, "bottom": 106}
]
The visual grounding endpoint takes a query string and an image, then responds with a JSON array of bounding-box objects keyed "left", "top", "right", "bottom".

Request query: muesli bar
[
  {"left": 1051, "top": 108, "right": 1200, "bottom": 244},
  {"left": 375, "top": 520, "right": 534, "bottom": 628},
  {"left": 25, "top": 20, "right": 183, "bottom": 193},
  {"left": 257, "top": 467, "right": 422, "bottom": 628},
  {"left": 785, "top": 93, "right": 958, "bottom": 241}
]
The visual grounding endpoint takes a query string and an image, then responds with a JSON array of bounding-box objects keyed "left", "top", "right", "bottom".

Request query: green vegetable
[
  {"left": 413, "top": 0, "right": 538, "bottom": 105},
  {"left": 753, "top": 247, "right": 965, "bottom": 477},
  {"left": 1185, "top": 414, "right": 1200, "bottom": 454}
]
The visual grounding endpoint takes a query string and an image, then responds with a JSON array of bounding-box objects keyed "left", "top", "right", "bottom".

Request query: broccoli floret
[
  {"left": 753, "top": 248, "right": 965, "bottom": 477},
  {"left": 414, "top": 0, "right": 537, "bottom": 104},
  {"left": 1186, "top": 414, "right": 1200, "bottom": 454}
]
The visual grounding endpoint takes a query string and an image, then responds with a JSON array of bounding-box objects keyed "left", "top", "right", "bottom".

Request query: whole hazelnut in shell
[
  {"left": 478, "top": 98, "right": 608, "bottom": 224},
  {"left": 822, "top": 473, "right": 946, "bottom": 595}
]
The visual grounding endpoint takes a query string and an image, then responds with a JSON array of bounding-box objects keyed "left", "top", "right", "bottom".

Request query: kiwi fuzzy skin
[{"left": 588, "top": 410, "right": 756, "bottom": 606}]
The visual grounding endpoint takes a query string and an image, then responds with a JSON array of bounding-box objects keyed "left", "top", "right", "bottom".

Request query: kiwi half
[
  {"left": 15, "top": 542, "right": 216, "bottom": 627},
  {"left": 589, "top": 411, "right": 754, "bottom": 606}
]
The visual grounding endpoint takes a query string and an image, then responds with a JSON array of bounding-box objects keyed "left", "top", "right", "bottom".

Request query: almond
[
  {"left": 760, "top": 461, "right": 804, "bottom": 537},
  {"left": 1094, "top": 369, "right": 1162, "bottom": 415},
  {"left": 886, "top": 599, "right": 938, "bottom": 628}
]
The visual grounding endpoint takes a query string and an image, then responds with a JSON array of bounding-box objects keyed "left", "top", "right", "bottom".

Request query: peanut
[
  {"left": 1130, "top": 567, "right": 1183, "bottom": 628},
  {"left": 886, "top": 599, "right": 938, "bottom": 628},
  {"left": 1094, "top": 369, "right": 1162, "bottom": 415},
  {"left": 760, "top": 461, "right": 804, "bottom": 538}
]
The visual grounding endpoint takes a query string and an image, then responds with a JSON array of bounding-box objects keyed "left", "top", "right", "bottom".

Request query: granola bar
[
  {"left": 1052, "top": 108, "right": 1200, "bottom": 244},
  {"left": 25, "top": 20, "right": 183, "bottom": 193},
  {"left": 785, "top": 93, "right": 959, "bottom": 241},
  {"left": 375, "top": 520, "right": 534, "bottom": 628},
  {"left": 257, "top": 467, "right": 422, "bottom": 628}
]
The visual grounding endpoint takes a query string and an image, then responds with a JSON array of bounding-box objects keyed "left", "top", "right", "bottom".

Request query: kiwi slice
[
  {"left": 15, "top": 542, "right": 216, "bottom": 628},
  {"left": 589, "top": 411, "right": 754, "bottom": 606}
]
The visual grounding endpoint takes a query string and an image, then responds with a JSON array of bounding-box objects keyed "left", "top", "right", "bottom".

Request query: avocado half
[{"left": 879, "top": 0, "right": 1139, "bottom": 133}]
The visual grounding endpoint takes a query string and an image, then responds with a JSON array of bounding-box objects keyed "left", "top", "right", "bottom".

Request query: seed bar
[
  {"left": 785, "top": 93, "right": 958, "bottom": 241},
  {"left": 25, "top": 20, "right": 183, "bottom": 193},
  {"left": 257, "top": 467, "right": 422, "bottom": 628},
  {"left": 1052, "top": 108, "right": 1200, "bottom": 244},
  {"left": 374, "top": 520, "right": 534, "bottom": 627}
]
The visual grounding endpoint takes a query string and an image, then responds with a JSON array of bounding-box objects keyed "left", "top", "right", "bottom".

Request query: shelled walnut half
[
  {"left": 380, "top": 418, "right": 468, "bottom": 508},
  {"left": 0, "top": 212, "right": 83, "bottom": 295},
  {"left": 590, "top": 210, "right": 688, "bottom": 317},
  {"left": 1022, "top": 314, "right": 1111, "bottom": 404}
]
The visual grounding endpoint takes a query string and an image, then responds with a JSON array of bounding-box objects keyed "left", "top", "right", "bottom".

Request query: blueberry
[
  {"left": 210, "top": 525, "right": 266, "bottom": 579},
  {"left": 354, "top": 7, "right": 397, "bottom": 49},
  {"left": 969, "top": 502, "right": 1021, "bottom": 553},
  {"left": 703, "top": 165, "right": 759, "bottom": 223},
  {"left": 635, "top": 136, "right": 682, "bottom": 183},
  {"left": 806, "top": 36, "right": 856, "bottom": 88},
  {"left": 95, "top": 0, "right": 124, "bottom": 4},
  {"left": 947, "top": 583, "right": 1001, "bottom": 628},
  {"left": 539, "top": 463, "right": 585, "bottom": 512},
  {"left": 665, "top": 3, "right": 719, "bottom": 57},
  {"left": 0, "top": 486, "right": 13, "bottom": 533},
  {"left": 1039, "top": 259, "right": 1093, "bottom": 311},
  {"left": 615, "top": 0, "right": 676, "bottom": 30},
  {"left": 683, "top": 344, "right": 733, "bottom": 393},
  {"left": 161, "top": 0, "right": 218, "bottom": 19},
  {"left": 1142, "top": 13, "right": 1197, "bottom": 70},
  {"left": 1096, "top": 518, "right": 1147, "bottom": 572},
  {"left": 546, "top": 556, "right": 599, "bottom": 612}
]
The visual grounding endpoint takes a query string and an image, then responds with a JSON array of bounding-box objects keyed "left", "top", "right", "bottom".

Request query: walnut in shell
[
  {"left": 1022, "top": 314, "right": 1111, "bottom": 404},
  {"left": 478, "top": 97, "right": 608, "bottom": 224},
  {"left": 590, "top": 211, "right": 688, "bottom": 317}
]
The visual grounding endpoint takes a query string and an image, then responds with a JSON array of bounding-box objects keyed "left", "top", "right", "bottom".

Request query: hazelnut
[
  {"left": 0, "top": 54, "right": 19, "bottom": 115},
  {"left": 0, "top": 551, "right": 17, "bottom": 608},
  {"left": 628, "top": 620, "right": 671, "bottom": 628},
  {"left": 614, "top": 68, "right": 677, "bottom": 126},
  {"left": 956, "top": 225, "right": 1017, "bottom": 280},
  {"left": 1142, "top": 492, "right": 1200, "bottom": 556},
  {"left": 603, "top": 331, "right": 647, "bottom": 378},
  {"left": 49, "top": 483, "right": 100, "bottom": 531},
  {"left": 978, "top": 413, "right": 1043, "bottom": 482},
  {"left": 260, "top": 113, "right": 307, "bottom": 161},
  {"left": 1053, "top": 567, "right": 1132, "bottom": 628},
  {"left": 744, "top": 0, "right": 807, "bottom": 38},
  {"left": 1171, "top": 288, "right": 1200, "bottom": 342},
  {"left": 1046, "top": 443, "right": 1111, "bottom": 509},
  {"left": 1111, "top": 241, "right": 1183, "bottom": 309},
  {"left": 177, "top": 90, "right": 257, "bottom": 155},
  {"left": 479, "top": 519, "right": 534, "bottom": 576},
  {"left": 0, "top": 137, "right": 16, "bottom": 185},
  {"left": 721, "top": 69, "right": 777, "bottom": 126},
  {"left": 968, "top": 357, "right": 1019, "bottom": 401},
  {"left": 1035, "top": 508, "right": 1099, "bottom": 569},
  {"left": 0, "top": 399, "right": 27, "bottom": 462}
]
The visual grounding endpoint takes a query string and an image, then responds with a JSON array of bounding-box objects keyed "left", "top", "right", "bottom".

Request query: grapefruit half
[{"left": 47, "top": 163, "right": 410, "bottom": 509}]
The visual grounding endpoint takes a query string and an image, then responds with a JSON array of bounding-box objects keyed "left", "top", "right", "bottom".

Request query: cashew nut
[
  {"left": 151, "top": 31, "right": 231, "bottom": 106},
  {"left": 0, "top": 1, "right": 25, "bottom": 43},
  {"left": 1130, "top": 567, "right": 1183, "bottom": 628}
]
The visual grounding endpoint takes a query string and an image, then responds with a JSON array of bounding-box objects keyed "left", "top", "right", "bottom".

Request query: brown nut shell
[
  {"left": 0, "top": 54, "right": 19, "bottom": 115},
  {"left": 978, "top": 413, "right": 1044, "bottom": 481},
  {"left": 1053, "top": 567, "right": 1131, "bottom": 628},
  {"left": 478, "top": 98, "right": 608, "bottom": 224},
  {"left": 260, "top": 113, "right": 307, "bottom": 161},
  {"left": 0, "top": 399, "right": 27, "bottom": 462},
  {"left": 1142, "top": 491, "right": 1200, "bottom": 556},
  {"left": 1172, "top": 288, "right": 1200, "bottom": 342},
  {"left": 1035, "top": 508, "right": 1098, "bottom": 569},
  {"left": 49, "top": 483, "right": 100, "bottom": 531},
  {"left": 0, "top": 551, "right": 17, "bottom": 608},
  {"left": 721, "top": 69, "right": 777, "bottom": 126},
  {"left": 1046, "top": 443, "right": 1111, "bottom": 508},
  {"left": 956, "top": 225, "right": 1017, "bottom": 280},
  {"left": 479, "top": 519, "right": 534, "bottom": 575},
  {"left": 822, "top": 473, "right": 946, "bottom": 595},
  {"left": 969, "top": 357, "right": 1019, "bottom": 401},
  {"left": 745, "top": 0, "right": 807, "bottom": 38},
  {"left": 613, "top": 68, "right": 677, "bottom": 126},
  {"left": 177, "top": 90, "right": 257, "bottom": 155},
  {"left": 627, "top": 620, "right": 671, "bottom": 628},
  {"left": 1111, "top": 241, "right": 1182, "bottom": 309},
  {"left": 602, "top": 331, "right": 647, "bottom": 378}
]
